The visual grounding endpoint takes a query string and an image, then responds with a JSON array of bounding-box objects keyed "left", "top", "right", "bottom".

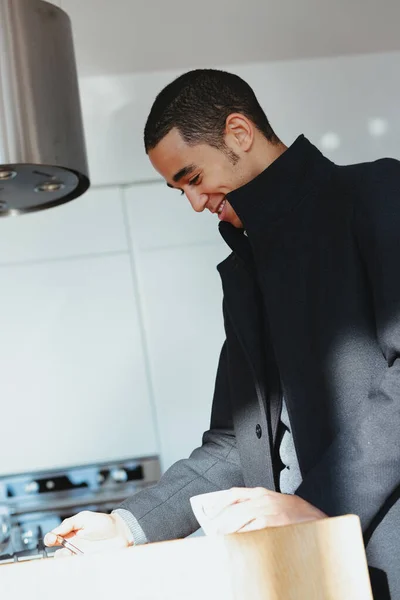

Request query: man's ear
[{"left": 225, "top": 113, "right": 254, "bottom": 152}]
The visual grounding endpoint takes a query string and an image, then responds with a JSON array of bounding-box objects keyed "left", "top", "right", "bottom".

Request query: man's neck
[{"left": 250, "top": 139, "right": 288, "bottom": 180}]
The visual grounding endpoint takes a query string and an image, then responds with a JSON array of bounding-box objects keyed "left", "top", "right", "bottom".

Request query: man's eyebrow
[
  {"left": 172, "top": 164, "right": 197, "bottom": 183},
  {"left": 166, "top": 164, "right": 197, "bottom": 189}
]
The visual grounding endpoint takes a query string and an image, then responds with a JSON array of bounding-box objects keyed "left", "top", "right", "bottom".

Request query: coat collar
[{"left": 222, "top": 135, "right": 334, "bottom": 241}]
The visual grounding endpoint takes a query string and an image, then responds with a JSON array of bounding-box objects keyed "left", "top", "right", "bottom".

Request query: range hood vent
[{"left": 0, "top": 0, "right": 89, "bottom": 217}]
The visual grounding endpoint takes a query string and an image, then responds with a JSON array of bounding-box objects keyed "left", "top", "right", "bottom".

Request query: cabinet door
[
  {"left": 135, "top": 245, "right": 227, "bottom": 471},
  {"left": 125, "top": 183, "right": 228, "bottom": 471},
  {"left": 0, "top": 187, "right": 127, "bottom": 264},
  {"left": 0, "top": 254, "right": 158, "bottom": 475}
]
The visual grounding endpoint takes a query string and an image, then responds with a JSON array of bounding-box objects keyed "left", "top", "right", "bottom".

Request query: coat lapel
[{"left": 218, "top": 252, "right": 277, "bottom": 490}]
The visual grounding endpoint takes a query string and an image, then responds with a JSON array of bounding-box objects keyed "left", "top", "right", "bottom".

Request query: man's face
[{"left": 148, "top": 128, "right": 251, "bottom": 228}]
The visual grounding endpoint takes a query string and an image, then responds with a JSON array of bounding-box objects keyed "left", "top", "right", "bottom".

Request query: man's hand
[
  {"left": 200, "top": 487, "right": 327, "bottom": 534},
  {"left": 44, "top": 511, "right": 133, "bottom": 558}
]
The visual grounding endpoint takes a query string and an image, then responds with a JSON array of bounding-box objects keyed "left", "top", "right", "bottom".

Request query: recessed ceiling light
[{"left": 320, "top": 132, "right": 341, "bottom": 151}]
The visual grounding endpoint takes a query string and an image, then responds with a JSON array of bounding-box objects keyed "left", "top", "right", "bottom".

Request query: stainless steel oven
[{"left": 0, "top": 456, "right": 160, "bottom": 564}]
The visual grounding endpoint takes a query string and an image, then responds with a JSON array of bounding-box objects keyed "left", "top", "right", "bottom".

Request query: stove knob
[
  {"left": 21, "top": 528, "right": 39, "bottom": 549},
  {"left": 0, "top": 519, "right": 10, "bottom": 543},
  {"left": 0, "top": 508, "right": 11, "bottom": 553},
  {"left": 110, "top": 469, "right": 127, "bottom": 483},
  {"left": 25, "top": 481, "right": 39, "bottom": 494},
  {"left": 96, "top": 469, "right": 109, "bottom": 484}
]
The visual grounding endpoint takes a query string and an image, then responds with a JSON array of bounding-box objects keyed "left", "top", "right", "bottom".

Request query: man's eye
[{"left": 177, "top": 175, "right": 200, "bottom": 195}]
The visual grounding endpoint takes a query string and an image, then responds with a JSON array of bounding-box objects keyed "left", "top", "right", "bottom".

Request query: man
[{"left": 45, "top": 69, "right": 400, "bottom": 597}]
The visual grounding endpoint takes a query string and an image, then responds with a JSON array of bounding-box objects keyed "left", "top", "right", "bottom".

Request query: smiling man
[{"left": 46, "top": 69, "right": 400, "bottom": 598}]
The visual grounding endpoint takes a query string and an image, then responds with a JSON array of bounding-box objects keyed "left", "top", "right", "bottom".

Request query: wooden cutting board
[{"left": 0, "top": 514, "right": 373, "bottom": 599}]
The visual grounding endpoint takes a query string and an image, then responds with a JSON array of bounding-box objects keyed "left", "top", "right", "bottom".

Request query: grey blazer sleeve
[{"left": 115, "top": 342, "right": 244, "bottom": 543}]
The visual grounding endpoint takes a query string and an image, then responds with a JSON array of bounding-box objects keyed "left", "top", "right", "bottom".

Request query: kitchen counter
[{"left": 0, "top": 515, "right": 372, "bottom": 599}]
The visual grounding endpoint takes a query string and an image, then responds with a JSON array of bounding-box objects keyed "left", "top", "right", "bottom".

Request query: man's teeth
[{"left": 217, "top": 200, "right": 226, "bottom": 214}]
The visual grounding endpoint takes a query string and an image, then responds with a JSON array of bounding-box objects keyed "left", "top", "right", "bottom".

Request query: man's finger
[
  {"left": 211, "top": 500, "right": 278, "bottom": 535},
  {"left": 53, "top": 513, "right": 88, "bottom": 536},
  {"left": 204, "top": 487, "right": 270, "bottom": 517},
  {"left": 237, "top": 513, "right": 287, "bottom": 532},
  {"left": 44, "top": 533, "right": 58, "bottom": 547},
  {"left": 44, "top": 513, "right": 88, "bottom": 546},
  {"left": 44, "top": 530, "right": 78, "bottom": 547}
]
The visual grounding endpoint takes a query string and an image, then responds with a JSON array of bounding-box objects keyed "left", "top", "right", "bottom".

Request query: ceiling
[{"left": 60, "top": 0, "right": 400, "bottom": 76}]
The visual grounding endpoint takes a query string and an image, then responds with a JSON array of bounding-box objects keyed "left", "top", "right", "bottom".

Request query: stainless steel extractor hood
[{"left": 0, "top": 0, "right": 90, "bottom": 217}]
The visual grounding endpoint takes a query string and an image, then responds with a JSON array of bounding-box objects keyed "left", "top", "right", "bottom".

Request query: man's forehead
[{"left": 149, "top": 130, "right": 202, "bottom": 185}]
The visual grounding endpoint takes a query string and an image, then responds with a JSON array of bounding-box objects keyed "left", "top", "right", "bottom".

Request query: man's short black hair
[{"left": 144, "top": 69, "right": 278, "bottom": 153}]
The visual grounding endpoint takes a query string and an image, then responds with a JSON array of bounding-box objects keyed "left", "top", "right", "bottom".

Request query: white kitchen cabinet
[
  {"left": 125, "top": 182, "right": 229, "bottom": 470},
  {"left": 0, "top": 187, "right": 127, "bottom": 265},
  {"left": 132, "top": 243, "right": 228, "bottom": 471},
  {"left": 0, "top": 253, "right": 158, "bottom": 476}
]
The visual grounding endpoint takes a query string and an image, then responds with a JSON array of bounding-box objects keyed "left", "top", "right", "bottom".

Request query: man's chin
[
  {"left": 220, "top": 218, "right": 244, "bottom": 229},
  {"left": 229, "top": 217, "right": 244, "bottom": 229},
  {"left": 218, "top": 208, "right": 243, "bottom": 229}
]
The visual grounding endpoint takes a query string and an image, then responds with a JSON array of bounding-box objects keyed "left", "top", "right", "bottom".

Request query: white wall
[
  {"left": 0, "top": 189, "right": 159, "bottom": 475},
  {"left": 0, "top": 52, "right": 399, "bottom": 475},
  {"left": 79, "top": 52, "right": 400, "bottom": 187},
  {"left": 124, "top": 183, "right": 227, "bottom": 470}
]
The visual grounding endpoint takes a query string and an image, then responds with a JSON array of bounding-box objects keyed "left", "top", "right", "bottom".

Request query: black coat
[{"left": 120, "top": 136, "right": 400, "bottom": 598}]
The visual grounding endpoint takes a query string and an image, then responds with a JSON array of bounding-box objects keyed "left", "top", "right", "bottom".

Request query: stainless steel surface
[
  {"left": 59, "top": 537, "right": 84, "bottom": 555},
  {"left": 0, "top": 506, "right": 11, "bottom": 554},
  {"left": 0, "top": 0, "right": 89, "bottom": 216},
  {"left": 0, "top": 456, "right": 161, "bottom": 564}
]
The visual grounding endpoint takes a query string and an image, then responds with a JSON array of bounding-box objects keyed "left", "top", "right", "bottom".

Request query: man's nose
[{"left": 187, "top": 191, "right": 208, "bottom": 213}]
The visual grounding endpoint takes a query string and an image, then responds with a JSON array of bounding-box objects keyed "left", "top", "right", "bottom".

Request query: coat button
[{"left": 256, "top": 424, "right": 262, "bottom": 439}]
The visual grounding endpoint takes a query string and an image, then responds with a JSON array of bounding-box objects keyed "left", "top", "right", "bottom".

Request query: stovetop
[
  {"left": 0, "top": 534, "right": 56, "bottom": 565},
  {"left": 0, "top": 455, "right": 160, "bottom": 566}
]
